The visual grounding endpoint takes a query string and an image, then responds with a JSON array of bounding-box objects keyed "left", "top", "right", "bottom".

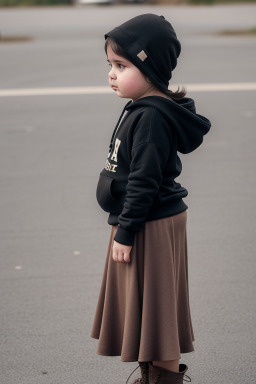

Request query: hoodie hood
[{"left": 124, "top": 96, "right": 211, "bottom": 154}]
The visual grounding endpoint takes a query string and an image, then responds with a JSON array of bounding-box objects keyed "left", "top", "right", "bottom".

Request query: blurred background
[
  {"left": 0, "top": 2, "right": 256, "bottom": 384},
  {"left": 1, "top": 0, "right": 256, "bottom": 8},
  {"left": 0, "top": 0, "right": 256, "bottom": 6}
]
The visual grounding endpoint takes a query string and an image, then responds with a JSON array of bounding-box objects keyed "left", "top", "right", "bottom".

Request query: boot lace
[
  {"left": 125, "top": 363, "right": 191, "bottom": 384},
  {"left": 125, "top": 365, "right": 140, "bottom": 384},
  {"left": 152, "top": 372, "right": 161, "bottom": 384},
  {"left": 125, "top": 364, "right": 146, "bottom": 384}
]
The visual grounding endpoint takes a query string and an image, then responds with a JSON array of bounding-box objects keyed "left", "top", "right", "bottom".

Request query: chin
[{"left": 117, "top": 93, "right": 129, "bottom": 99}]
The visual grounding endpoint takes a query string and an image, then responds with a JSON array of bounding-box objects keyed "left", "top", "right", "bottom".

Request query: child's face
[{"left": 107, "top": 44, "right": 156, "bottom": 101}]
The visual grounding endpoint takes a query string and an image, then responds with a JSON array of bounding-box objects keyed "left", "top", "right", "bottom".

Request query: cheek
[
  {"left": 121, "top": 73, "right": 147, "bottom": 92},
  {"left": 123, "top": 78, "right": 138, "bottom": 91}
]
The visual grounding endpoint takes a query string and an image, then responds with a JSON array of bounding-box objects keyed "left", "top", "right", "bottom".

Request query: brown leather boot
[
  {"left": 148, "top": 362, "right": 190, "bottom": 384},
  {"left": 126, "top": 362, "right": 149, "bottom": 384}
]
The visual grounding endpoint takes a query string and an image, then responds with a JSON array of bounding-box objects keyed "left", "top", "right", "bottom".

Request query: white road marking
[
  {"left": 185, "top": 83, "right": 256, "bottom": 92},
  {"left": 0, "top": 83, "right": 256, "bottom": 97},
  {"left": 0, "top": 87, "right": 113, "bottom": 97}
]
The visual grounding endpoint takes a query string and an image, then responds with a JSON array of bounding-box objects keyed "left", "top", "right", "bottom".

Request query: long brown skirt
[{"left": 90, "top": 210, "right": 195, "bottom": 362}]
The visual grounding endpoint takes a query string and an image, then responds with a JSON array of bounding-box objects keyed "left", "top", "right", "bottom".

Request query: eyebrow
[{"left": 107, "top": 58, "right": 127, "bottom": 64}]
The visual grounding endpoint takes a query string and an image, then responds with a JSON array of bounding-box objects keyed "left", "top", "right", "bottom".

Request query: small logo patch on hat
[{"left": 137, "top": 50, "right": 147, "bottom": 62}]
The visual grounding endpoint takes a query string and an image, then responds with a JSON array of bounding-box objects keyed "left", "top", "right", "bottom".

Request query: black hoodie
[{"left": 96, "top": 95, "right": 211, "bottom": 246}]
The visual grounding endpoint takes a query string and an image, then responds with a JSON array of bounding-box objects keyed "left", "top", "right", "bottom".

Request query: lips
[{"left": 111, "top": 84, "right": 118, "bottom": 90}]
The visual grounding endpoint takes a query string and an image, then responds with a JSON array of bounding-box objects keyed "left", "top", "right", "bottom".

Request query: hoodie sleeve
[{"left": 113, "top": 109, "right": 172, "bottom": 246}]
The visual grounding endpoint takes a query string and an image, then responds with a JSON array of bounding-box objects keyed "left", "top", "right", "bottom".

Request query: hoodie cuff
[{"left": 113, "top": 226, "right": 136, "bottom": 246}]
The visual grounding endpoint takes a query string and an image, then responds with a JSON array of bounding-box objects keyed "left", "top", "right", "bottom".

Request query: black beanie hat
[{"left": 105, "top": 13, "right": 181, "bottom": 91}]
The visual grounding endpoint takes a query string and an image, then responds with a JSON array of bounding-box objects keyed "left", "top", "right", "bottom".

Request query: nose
[{"left": 108, "top": 66, "right": 117, "bottom": 80}]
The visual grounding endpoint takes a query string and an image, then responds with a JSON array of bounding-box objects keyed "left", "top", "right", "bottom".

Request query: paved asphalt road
[{"left": 0, "top": 4, "right": 256, "bottom": 384}]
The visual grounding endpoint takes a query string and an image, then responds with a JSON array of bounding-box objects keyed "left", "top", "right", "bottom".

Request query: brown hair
[{"left": 105, "top": 37, "right": 187, "bottom": 100}]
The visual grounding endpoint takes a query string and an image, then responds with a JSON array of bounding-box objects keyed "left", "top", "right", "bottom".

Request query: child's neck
[
  {"left": 133, "top": 92, "right": 171, "bottom": 102},
  {"left": 133, "top": 89, "right": 171, "bottom": 102}
]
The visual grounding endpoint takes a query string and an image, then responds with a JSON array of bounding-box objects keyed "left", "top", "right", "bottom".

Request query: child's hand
[{"left": 112, "top": 240, "right": 132, "bottom": 263}]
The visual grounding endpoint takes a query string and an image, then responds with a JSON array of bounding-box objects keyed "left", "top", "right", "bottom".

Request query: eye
[{"left": 118, "top": 64, "right": 125, "bottom": 70}]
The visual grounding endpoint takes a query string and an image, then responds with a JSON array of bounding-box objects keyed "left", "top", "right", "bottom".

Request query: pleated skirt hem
[{"left": 91, "top": 334, "right": 195, "bottom": 362}]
